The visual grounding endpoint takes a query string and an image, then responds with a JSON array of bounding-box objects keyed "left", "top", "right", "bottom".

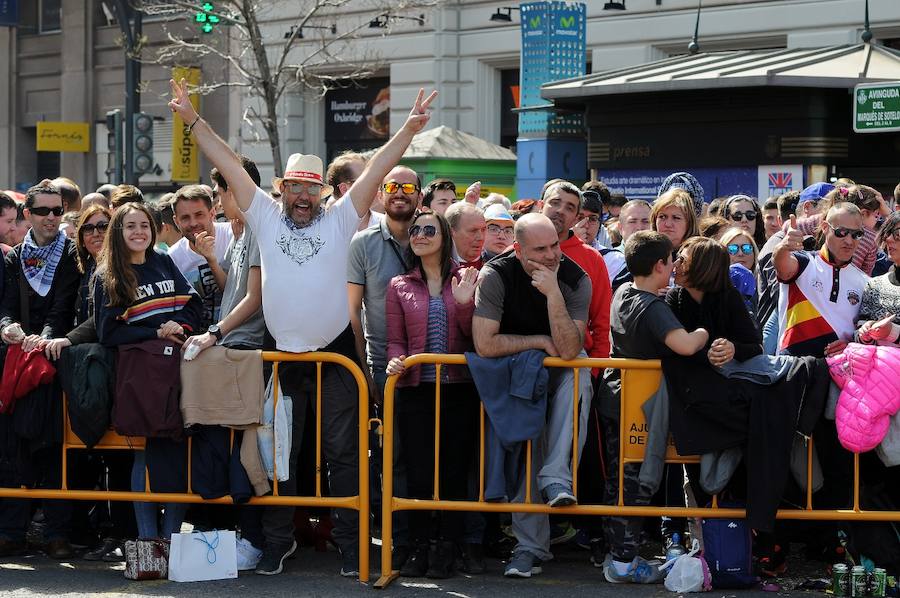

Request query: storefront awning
[{"left": 542, "top": 43, "right": 900, "bottom": 100}]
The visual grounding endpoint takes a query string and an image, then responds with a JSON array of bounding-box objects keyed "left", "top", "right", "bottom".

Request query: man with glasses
[
  {"left": 0, "top": 182, "right": 81, "bottom": 559},
  {"left": 422, "top": 178, "right": 457, "bottom": 215},
  {"left": 774, "top": 205, "right": 869, "bottom": 358},
  {"left": 482, "top": 204, "right": 515, "bottom": 260},
  {"left": 168, "top": 77, "right": 437, "bottom": 577}
]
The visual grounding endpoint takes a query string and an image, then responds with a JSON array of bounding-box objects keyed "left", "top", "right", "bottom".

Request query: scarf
[{"left": 21, "top": 230, "right": 66, "bottom": 297}]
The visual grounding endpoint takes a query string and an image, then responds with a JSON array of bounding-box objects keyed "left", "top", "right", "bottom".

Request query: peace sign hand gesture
[
  {"left": 401, "top": 88, "right": 438, "bottom": 135},
  {"left": 168, "top": 78, "right": 199, "bottom": 126}
]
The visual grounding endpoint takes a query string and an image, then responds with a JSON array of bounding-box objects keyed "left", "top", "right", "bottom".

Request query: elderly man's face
[{"left": 451, "top": 211, "right": 486, "bottom": 262}]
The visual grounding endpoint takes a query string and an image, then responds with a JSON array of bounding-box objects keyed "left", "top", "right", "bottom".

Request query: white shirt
[
  {"left": 168, "top": 221, "right": 233, "bottom": 327},
  {"left": 243, "top": 187, "right": 360, "bottom": 352}
]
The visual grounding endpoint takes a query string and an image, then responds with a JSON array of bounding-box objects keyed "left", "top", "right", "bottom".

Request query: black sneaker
[
  {"left": 459, "top": 542, "right": 486, "bottom": 574},
  {"left": 340, "top": 548, "right": 359, "bottom": 578},
  {"left": 589, "top": 539, "right": 606, "bottom": 568},
  {"left": 84, "top": 537, "right": 121, "bottom": 562},
  {"left": 255, "top": 540, "right": 297, "bottom": 576},
  {"left": 391, "top": 545, "right": 410, "bottom": 571},
  {"left": 400, "top": 543, "right": 429, "bottom": 577},
  {"left": 426, "top": 541, "right": 455, "bottom": 579}
]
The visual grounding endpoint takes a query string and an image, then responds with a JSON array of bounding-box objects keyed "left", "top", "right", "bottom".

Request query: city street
[{"left": 0, "top": 542, "right": 824, "bottom": 598}]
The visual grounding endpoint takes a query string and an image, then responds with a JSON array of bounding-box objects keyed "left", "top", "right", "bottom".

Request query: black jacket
[
  {"left": 0, "top": 240, "right": 80, "bottom": 339},
  {"left": 57, "top": 343, "right": 115, "bottom": 449}
]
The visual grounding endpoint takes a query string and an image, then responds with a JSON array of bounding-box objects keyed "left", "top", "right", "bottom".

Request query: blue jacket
[{"left": 466, "top": 350, "right": 548, "bottom": 501}]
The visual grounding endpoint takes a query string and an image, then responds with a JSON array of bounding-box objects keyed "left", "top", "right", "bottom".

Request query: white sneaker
[{"left": 236, "top": 537, "right": 263, "bottom": 571}]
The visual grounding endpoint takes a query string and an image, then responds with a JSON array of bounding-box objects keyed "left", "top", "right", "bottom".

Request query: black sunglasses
[
  {"left": 409, "top": 224, "right": 437, "bottom": 238},
  {"left": 30, "top": 206, "right": 64, "bottom": 217},
  {"left": 81, "top": 221, "right": 110, "bottom": 235},
  {"left": 728, "top": 210, "right": 757, "bottom": 222},
  {"left": 828, "top": 223, "right": 864, "bottom": 240}
]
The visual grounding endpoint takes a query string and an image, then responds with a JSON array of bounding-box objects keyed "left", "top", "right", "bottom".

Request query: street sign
[
  {"left": 171, "top": 66, "right": 201, "bottom": 182},
  {"left": 854, "top": 82, "right": 900, "bottom": 133}
]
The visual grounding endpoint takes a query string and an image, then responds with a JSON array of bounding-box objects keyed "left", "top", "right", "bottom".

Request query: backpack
[{"left": 701, "top": 505, "right": 757, "bottom": 588}]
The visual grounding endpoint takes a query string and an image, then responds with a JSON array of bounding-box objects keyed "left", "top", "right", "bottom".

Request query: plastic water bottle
[{"left": 665, "top": 533, "right": 687, "bottom": 563}]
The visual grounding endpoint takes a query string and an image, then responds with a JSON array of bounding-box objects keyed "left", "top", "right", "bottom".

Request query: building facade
[{"left": 3, "top": 0, "right": 900, "bottom": 192}]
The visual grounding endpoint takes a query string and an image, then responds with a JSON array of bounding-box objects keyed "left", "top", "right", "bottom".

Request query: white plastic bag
[
  {"left": 257, "top": 373, "right": 293, "bottom": 482},
  {"left": 168, "top": 529, "right": 237, "bottom": 582},
  {"left": 662, "top": 539, "right": 712, "bottom": 593}
]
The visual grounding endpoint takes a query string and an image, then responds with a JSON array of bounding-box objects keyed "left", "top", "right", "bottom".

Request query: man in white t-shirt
[
  {"left": 167, "top": 184, "right": 233, "bottom": 331},
  {"left": 168, "top": 78, "right": 437, "bottom": 578}
]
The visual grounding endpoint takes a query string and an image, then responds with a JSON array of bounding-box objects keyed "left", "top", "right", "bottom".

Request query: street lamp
[
  {"left": 369, "top": 13, "right": 425, "bottom": 28},
  {"left": 489, "top": 7, "right": 520, "bottom": 22},
  {"left": 284, "top": 24, "right": 336, "bottom": 39}
]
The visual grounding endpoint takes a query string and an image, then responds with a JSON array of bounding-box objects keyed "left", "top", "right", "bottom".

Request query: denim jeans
[{"left": 131, "top": 450, "right": 186, "bottom": 539}]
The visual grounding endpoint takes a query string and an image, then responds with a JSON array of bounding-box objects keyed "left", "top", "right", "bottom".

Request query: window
[{"left": 19, "top": 0, "right": 61, "bottom": 33}]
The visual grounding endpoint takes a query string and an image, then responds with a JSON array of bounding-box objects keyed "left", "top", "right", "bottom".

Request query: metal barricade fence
[
  {"left": 374, "top": 353, "right": 900, "bottom": 589},
  {"left": 0, "top": 351, "right": 373, "bottom": 583}
]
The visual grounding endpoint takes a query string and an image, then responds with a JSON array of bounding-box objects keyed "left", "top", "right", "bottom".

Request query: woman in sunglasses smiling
[
  {"left": 720, "top": 227, "right": 760, "bottom": 319},
  {"left": 384, "top": 209, "right": 480, "bottom": 579}
]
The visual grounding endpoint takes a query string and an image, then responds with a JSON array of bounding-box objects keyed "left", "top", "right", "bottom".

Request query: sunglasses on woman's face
[
  {"left": 29, "top": 206, "right": 64, "bottom": 217},
  {"left": 729, "top": 210, "right": 757, "bottom": 222},
  {"left": 727, "top": 243, "right": 754, "bottom": 256},
  {"left": 81, "top": 221, "right": 110, "bottom": 235},
  {"left": 409, "top": 224, "right": 437, "bottom": 238},
  {"left": 828, "top": 223, "right": 864, "bottom": 240}
]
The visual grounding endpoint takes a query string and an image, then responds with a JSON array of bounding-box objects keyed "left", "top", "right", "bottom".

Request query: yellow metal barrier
[
  {"left": 0, "top": 351, "right": 372, "bottom": 583},
  {"left": 374, "top": 353, "right": 898, "bottom": 589}
]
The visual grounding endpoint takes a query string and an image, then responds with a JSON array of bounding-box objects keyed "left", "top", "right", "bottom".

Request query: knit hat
[
  {"left": 799, "top": 182, "right": 834, "bottom": 205},
  {"left": 658, "top": 172, "right": 705, "bottom": 217}
]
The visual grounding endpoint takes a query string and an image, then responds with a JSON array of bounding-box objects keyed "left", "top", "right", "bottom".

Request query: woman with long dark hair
[
  {"left": 384, "top": 210, "right": 479, "bottom": 579},
  {"left": 94, "top": 202, "right": 201, "bottom": 540}
]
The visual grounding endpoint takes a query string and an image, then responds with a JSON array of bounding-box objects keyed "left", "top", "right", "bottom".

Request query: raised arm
[
  {"left": 346, "top": 89, "right": 438, "bottom": 218},
  {"left": 773, "top": 214, "right": 803, "bottom": 282},
  {"left": 167, "top": 78, "right": 257, "bottom": 212}
]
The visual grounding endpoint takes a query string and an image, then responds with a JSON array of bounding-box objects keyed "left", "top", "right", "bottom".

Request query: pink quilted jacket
[{"left": 827, "top": 343, "right": 900, "bottom": 453}]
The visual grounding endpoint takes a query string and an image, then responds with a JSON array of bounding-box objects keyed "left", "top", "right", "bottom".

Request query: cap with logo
[
  {"left": 483, "top": 204, "right": 514, "bottom": 224},
  {"left": 798, "top": 182, "right": 834, "bottom": 205}
]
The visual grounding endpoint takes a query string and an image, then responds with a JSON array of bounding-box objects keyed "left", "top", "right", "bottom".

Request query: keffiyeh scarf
[{"left": 21, "top": 229, "right": 66, "bottom": 297}]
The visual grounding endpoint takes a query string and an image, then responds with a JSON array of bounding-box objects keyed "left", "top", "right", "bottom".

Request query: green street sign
[{"left": 854, "top": 82, "right": 900, "bottom": 133}]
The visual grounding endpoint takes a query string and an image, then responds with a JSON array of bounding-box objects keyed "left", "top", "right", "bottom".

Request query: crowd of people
[{"left": 0, "top": 78, "right": 899, "bottom": 585}]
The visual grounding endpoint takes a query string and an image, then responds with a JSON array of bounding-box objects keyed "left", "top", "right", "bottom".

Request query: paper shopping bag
[{"left": 168, "top": 529, "right": 238, "bottom": 582}]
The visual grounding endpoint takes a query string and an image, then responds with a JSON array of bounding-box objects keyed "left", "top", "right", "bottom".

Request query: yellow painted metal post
[
  {"left": 572, "top": 367, "right": 580, "bottom": 498},
  {"left": 376, "top": 373, "right": 399, "bottom": 588},
  {"left": 316, "top": 361, "right": 322, "bottom": 498},
  {"left": 272, "top": 361, "right": 279, "bottom": 496},
  {"left": 618, "top": 368, "right": 626, "bottom": 507},
  {"left": 806, "top": 436, "right": 814, "bottom": 510},
  {"left": 525, "top": 440, "right": 533, "bottom": 504},
  {"left": 433, "top": 365, "right": 442, "bottom": 501},
  {"left": 479, "top": 404, "right": 486, "bottom": 502}
]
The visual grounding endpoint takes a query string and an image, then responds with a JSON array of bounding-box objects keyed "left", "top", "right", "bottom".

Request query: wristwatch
[{"left": 208, "top": 324, "right": 223, "bottom": 341}]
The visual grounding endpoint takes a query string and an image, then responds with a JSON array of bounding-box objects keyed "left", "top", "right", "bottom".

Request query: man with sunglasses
[
  {"left": 774, "top": 205, "right": 869, "bottom": 358},
  {"left": 168, "top": 77, "right": 437, "bottom": 578},
  {"left": 0, "top": 181, "right": 81, "bottom": 559}
]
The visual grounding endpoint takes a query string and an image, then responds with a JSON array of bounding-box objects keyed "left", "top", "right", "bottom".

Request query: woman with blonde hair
[{"left": 651, "top": 189, "right": 699, "bottom": 252}]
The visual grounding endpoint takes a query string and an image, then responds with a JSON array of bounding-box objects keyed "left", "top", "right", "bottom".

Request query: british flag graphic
[{"left": 768, "top": 172, "right": 793, "bottom": 195}]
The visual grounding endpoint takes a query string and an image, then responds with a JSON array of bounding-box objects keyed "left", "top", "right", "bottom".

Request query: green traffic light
[
  {"left": 195, "top": 13, "right": 206, "bottom": 22},
  {"left": 202, "top": 22, "right": 213, "bottom": 33},
  {"left": 209, "top": 14, "right": 220, "bottom": 23},
  {"left": 201, "top": 2, "right": 214, "bottom": 11}
]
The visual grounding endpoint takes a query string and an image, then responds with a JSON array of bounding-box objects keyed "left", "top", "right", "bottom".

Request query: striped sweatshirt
[{"left": 94, "top": 250, "right": 202, "bottom": 346}]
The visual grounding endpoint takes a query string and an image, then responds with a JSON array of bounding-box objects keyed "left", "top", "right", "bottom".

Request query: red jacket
[
  {"left": 560, "top": 233, "right": 612, "bottom": 359},
  {"left": 385, "top": 264, "right": 475, "bottom": 387},
  {"left": 0, "top": 344, "right": 56, "bottom": 413}
]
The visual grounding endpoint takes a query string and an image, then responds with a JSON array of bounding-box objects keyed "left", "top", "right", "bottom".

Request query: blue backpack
[{"left": 701, "top": 508, "right": 758, "bottom": 588}]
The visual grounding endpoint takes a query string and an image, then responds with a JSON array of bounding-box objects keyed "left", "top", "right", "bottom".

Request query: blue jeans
[
  {"left": 131, "top": 450, "right": 186, "bottom": 539},
  {"left": 762, "top": 310, "right": 780, "bottom": 356}
]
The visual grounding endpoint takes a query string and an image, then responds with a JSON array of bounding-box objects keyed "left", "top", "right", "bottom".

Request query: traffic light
[
  {"left": 105, "top": 109, "right": 123, "bottom": 184},
  {"left": 132, "top": 112, "right": 154, "bottom": 176},
  {"left": 195, "top": 2, "right": 220, "bottom": 34}
]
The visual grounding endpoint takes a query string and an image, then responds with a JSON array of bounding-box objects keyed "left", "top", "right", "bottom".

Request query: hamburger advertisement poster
[{"left": 325, "top": 77, "right": 391, "bottom": 141}]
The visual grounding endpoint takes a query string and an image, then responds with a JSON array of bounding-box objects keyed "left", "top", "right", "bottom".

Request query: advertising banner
[{"left": 171, "top": 67, "right": 201, "bottom": 183}]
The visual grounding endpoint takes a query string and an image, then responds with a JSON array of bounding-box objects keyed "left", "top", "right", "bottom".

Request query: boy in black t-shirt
[{"left": 600, "top": 231, "right": 708, "bottom": 584}]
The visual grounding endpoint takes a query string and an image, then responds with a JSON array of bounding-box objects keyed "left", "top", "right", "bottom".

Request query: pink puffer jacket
[{"left": 827, "top": 343, "right": 900, "bottom": 453}]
